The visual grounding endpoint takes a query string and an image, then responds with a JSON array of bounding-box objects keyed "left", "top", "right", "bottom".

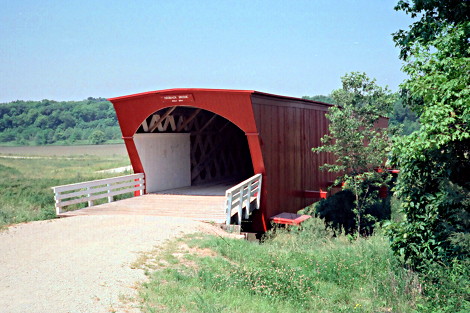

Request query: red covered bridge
[
  {"left": 109, "top": 88, "right": 342, "bottom": 232},
  {"left": 53, "top": 88, "right": 387, "bottom": 232}
]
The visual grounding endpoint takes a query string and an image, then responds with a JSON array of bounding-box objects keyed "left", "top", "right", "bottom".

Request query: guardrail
[
  {"left": 51, "top": 173, "right": 145, "bottom": 215},
  {"left": 225, "top": 174, "right": 262, "bottom": 225}
]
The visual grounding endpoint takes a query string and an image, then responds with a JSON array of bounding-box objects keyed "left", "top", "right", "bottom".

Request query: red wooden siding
[{"left": 250, "top": 94, "right": 335, "bottom": 229}]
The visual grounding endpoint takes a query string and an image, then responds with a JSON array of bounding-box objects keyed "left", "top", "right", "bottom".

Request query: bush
[
  {"left": 89, "top": 130, "right": 106, "bottom": 145},
  {"left": 306, "top": 189, "right": 390, "bottom": 236}
]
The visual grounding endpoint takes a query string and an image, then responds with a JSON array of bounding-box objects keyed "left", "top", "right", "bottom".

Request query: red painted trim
[
  {"left": 108, "top": 88, "right": 255, "bottom": 101},
  {"left": 271, "top": 213, "right": 311, "bottom": 225},
  {"left": 252, "top": 90, "right": 334, "bottom": 107},
  {"left": 260, "top": 212, "right": 268, "bottom": 231},
  {"left": 123, "top": 138, "right": 145, "bottom": 194},
  {"left": 375, "top": 168, "right": 400, "bottom": 174},
  {"left": 108, "top": 88, "right": 333, "bottom": 108},
  {"left": 304, "top": 190, "right": 328, "bottom": 199}
]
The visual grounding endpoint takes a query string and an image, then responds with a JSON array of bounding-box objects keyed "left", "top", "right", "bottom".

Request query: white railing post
[
  {"left": 256, "top": 175, "right": 262, "bottom": 210},
  {"left": 225, "top": 195, "right": 233, "bottom": 225},
  {"left": 87, "top": 187, "right": 94, "bottom": 207},
  {"left": 53, "top": 189, "right": 62, "bottom": 215},
  {"left": 245, "top": 182, "right": 252, "bottom": 219},
  {"left": 224, "top": 174, "right": 262, "bottom": 225},
  {"left": 107, "top": 183, "right": 113, "bottom": 203},
  {"left": 237, "top": 186, "right": 244, "bottom": 225}
]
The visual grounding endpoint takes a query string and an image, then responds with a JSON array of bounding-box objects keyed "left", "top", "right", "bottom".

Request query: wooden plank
[
  {"left": 158, "top": 115, "right": 176, "bottom": 131},
  {"left": 149, "top": 106, "right": 176, "bottom": 132},
  {"left": 56, "top": 179, "right": 144, "bottom": 200},
  {"left": 271, "top": 213, "right": 311, "bottom": 225},
  {"left": 198, "top": 115, "right": 217, "bottom": 133},
  {"left": 59, "top": 193, "right": 228, "bottom": 223},
  {"left": 256, "top": 175, "right": 262, "bottom": 209},
  {"left": 225, "top": 195, "right": 233, "bottom": 225},
  {"left": 177, "top": 108, "right": 201, "bottom": 132},
  {"left": 191, "top": 139, "right": 227, "bottom": 180},
  {"left": 224, "top": 174, "right": 262, "bottom": 224},
  {"left": 52, "top": 174, "right": 144, "bottom": 193},
  {"left": 141, "top": 119, "right": 149, "bottom": 132},
  {"left": 59, "top": 185, "right": 144, "bottom": 207},
  {"left": 225, "top": 174, "right": 261, "bottom": 193}
]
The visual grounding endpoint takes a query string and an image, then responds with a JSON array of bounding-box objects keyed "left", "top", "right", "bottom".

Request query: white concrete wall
[{"left": 134, "top": 133, "right": 191, "bottom": 192}]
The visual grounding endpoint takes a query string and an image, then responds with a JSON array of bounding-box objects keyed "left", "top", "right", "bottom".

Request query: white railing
[
  {"left": 51, "top": 173, "right": 145, "bottom": 215},
  {"left": 225, "top": 174, "right": 262, "bottom": 225}
]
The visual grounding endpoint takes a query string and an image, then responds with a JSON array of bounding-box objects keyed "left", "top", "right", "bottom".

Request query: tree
[
  {"left": 0, "top": 98, "right": 120, "bottom": 146},
  {"left": 389, "top": 1, "right": 470, "bottom": 269},
  {"left": 389, "top": 99, "right": 420, "bottom": 135},
  {"left": 312, "top": 72, "right": 396, "bottom": 237},
  {"left": 393, "top": 0, "right": 469, "bottom": 60},
  {"left": 302, "top": 95, "right": 336, "bottom": 104},
  {"left": 89, "top": 130, "right": 106, "bottom": 145}
]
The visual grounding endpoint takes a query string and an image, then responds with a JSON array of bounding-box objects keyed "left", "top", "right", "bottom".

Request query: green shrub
[
  {"left": 414, "top": 260, "right": 470, "bottom": 313},
  {"left": 89, "top": 130, "right": 106, "bottom": 145},
  {"left": 305, "top": 189, "right": 390, "bottom": 236}
]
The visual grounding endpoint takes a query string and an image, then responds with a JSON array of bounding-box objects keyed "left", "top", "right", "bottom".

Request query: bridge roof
[{"left": 108, "top": 88, "right": 333, "bottom": 107}]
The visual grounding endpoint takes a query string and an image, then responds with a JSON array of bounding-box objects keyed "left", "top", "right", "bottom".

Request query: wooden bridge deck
[
  {"left": 58, "top": 194, "right": 227, "bottom": 223},
  {"left": 58, "top": 182, "right": 237, "bottom": 223}
]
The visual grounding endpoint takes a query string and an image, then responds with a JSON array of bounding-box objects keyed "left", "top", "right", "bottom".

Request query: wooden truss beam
[
  {"left": 177, "top": 108, "right": 201, "bottom": 132},
  {"left": 198, "top": 115, "right": 217, "bottom": 133},
  {"left": 149, "top": 106, "right": 176, "bottom": 133}
]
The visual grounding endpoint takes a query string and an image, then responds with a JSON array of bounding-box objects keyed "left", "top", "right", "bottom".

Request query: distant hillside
[
  {"left": 302, "top": 95, "right": 336, "bottom": 104},
  {"left": 303, "top": 94, "right": 419, "bottom": 135},
  {"left": 0, "top": 94, "right": 420, "bottom": 147},
  {"left": 0, "top": 98, "right": 122, "bottom": 146}
]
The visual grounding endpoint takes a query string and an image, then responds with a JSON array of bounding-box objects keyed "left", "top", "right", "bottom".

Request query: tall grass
[
  {"left": 0, "top": 154, "right": 130, "bottom": 227},
  {"left": 139, "top": 219, "right": 433, "bottom": 313}
]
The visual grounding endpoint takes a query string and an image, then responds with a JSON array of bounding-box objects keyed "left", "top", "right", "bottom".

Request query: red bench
[{"left": 271, "top": 212, "right": 311, "bottom": 226}]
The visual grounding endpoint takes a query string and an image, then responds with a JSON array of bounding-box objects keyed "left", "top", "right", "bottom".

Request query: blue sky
[{"left": 0, "top": 0, "right": 413, "bottom": 102}]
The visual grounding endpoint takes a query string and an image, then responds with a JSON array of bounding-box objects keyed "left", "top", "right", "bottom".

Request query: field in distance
[
  {"left": 0, "top": 143, "right": 128, "bottom": 157},
  {"left": 0, "top": 144, "right": 131, "bottom": 228}
]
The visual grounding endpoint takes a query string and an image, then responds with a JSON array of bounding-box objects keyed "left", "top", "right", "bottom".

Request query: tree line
[
  {"left": 302, "top": 94, "right": 420, "bottom": 135},
  {"left": 0, "top": 94, "right": 419, "bottom": 147},
  {"left": 0, "top": 97, "right": 121, "bottom": 145}
]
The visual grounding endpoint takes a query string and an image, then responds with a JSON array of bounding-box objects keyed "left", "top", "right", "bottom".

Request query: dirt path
[{"left": 0, "top": 215, "right": 229, "bottom": 313}]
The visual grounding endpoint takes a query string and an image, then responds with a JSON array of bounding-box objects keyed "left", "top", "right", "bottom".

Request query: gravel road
[{"left": 0, "top": 215, "right": 229, "bottom": 313}]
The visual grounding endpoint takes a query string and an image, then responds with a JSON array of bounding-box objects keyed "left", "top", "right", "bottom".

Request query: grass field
[
  {"left": 0, "top": 144, "right": 130, "bottom": 228},
  {"left": 0, "top": 143, "right": 128, "bottom": 156},
  {"left": 137, "top": 220, "right": 469, "bottom": 313}
]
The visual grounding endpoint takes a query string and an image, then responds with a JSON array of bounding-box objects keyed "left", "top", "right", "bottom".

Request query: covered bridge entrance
[{"left": 132, "top": 106, "right": 254, "bottom": 193}]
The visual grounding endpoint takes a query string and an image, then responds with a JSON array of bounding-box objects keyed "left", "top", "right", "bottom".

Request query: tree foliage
[
  {"left": 0, "top": 98, "right": 121, "bottom": 145},
  {"left": 312, "top": 72, "right": 396, "bottom": 236},
  {"left": 389, "top": 99, "right": 420, "bottom": 135},
  {"left": 302, "top": 95, "right": 336, "bottom": 104},
  {"left": 389, "top": 1, "right": 470, "bottom": 269},
  {"left": 89, "top": 130, "right": 106, "bottom": 145},
  {"left": 393, "top": 0, "right": 469, "bottom": 60}
]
